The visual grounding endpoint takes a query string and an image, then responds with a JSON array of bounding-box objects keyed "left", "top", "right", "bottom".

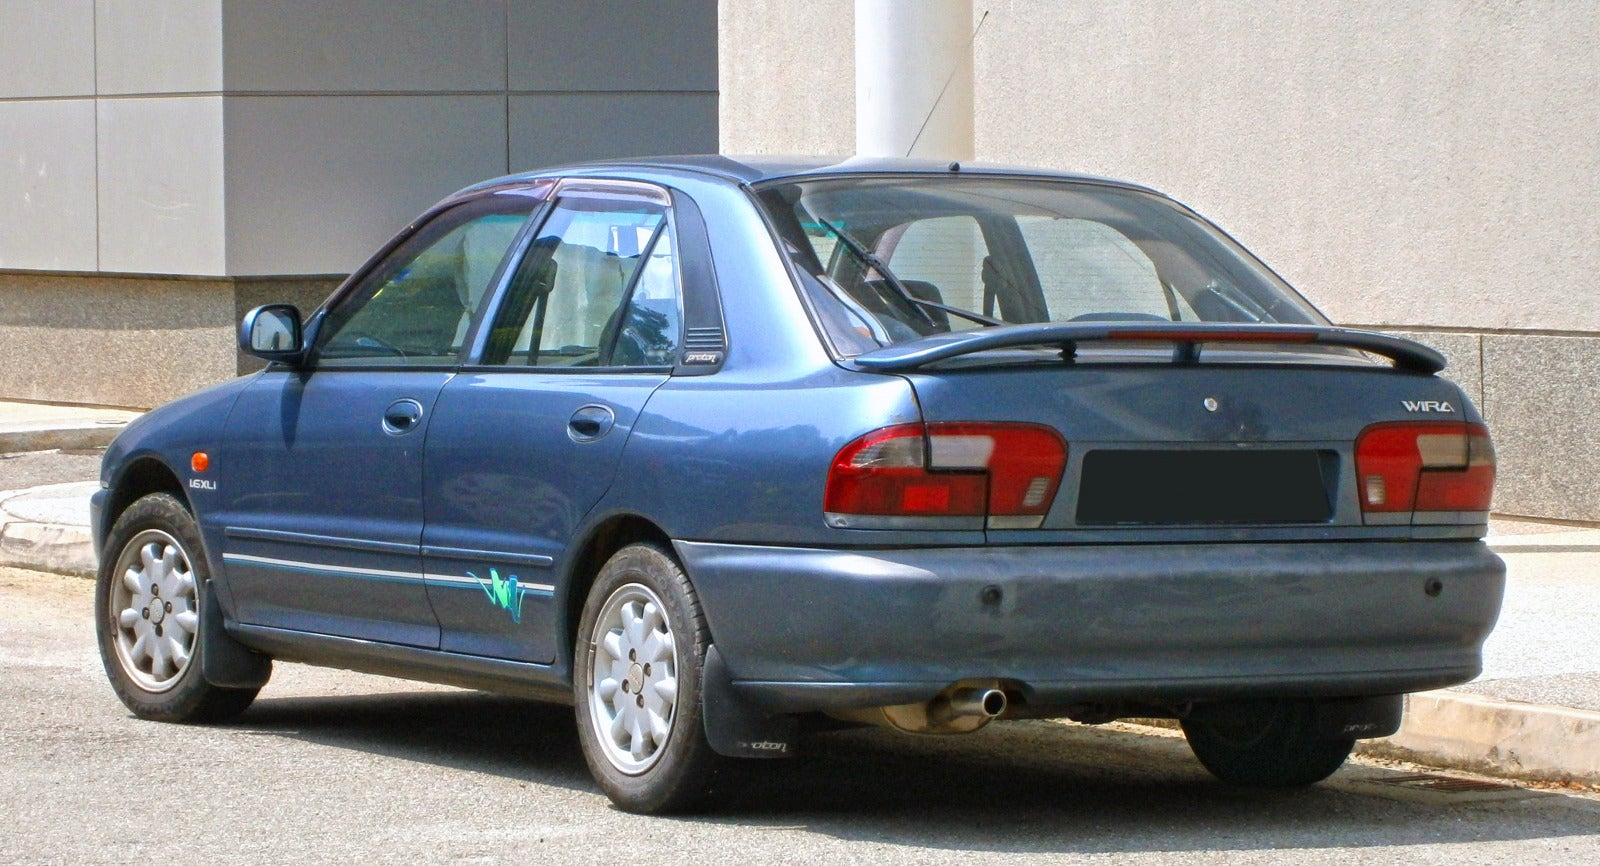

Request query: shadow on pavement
[{"left": 220, "top": 690, "right": 1600, "bottom": 855}]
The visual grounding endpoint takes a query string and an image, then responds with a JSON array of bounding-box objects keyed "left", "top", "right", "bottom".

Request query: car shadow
[
  {"left": 229, "top": 688, "right": 595, "bottom": 795},
  {"left": 225, "top": 690, "right": 1600, "bottom": 855}
]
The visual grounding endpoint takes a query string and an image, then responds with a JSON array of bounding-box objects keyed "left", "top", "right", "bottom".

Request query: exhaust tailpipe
[
  {"left": 928, "top": 687, "right": 1007, "bottom": 727},
  {"left": 825, "top": 681, "right": 1010, "bottom": 734}
]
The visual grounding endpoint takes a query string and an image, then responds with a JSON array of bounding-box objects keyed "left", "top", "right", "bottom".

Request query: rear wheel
[
  {"left": 574, "top": 543, "right": 718, "bottom": 813},
  {"left": 1181, "top": 699, "right": 1353, "bottom": 787},
  {"left": 95, "top": 493, "right": 261, "bottom": 722}
]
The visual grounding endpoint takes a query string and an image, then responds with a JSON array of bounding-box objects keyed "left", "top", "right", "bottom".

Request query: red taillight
[
  {"left": 1355, "top": 422, "right": 1495, "bottom": 516},
  {"left": 825, "top": 423, "right": 1067, "bottom": 528}
]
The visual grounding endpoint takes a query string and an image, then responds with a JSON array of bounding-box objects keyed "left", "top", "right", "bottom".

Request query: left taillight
[
  {"left": 824, "top": 422, "right": 1068, "bottom": 530},
  {"left": 1355, "top": 421, "right": 1495, "bottom": 520}
]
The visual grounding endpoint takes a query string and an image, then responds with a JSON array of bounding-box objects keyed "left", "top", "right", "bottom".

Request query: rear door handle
[
  {"left": 382, "top": 399, "right": 425, "bottom": 435},
  {"left": 568, "top": 404, "right": 616, "bottom": 442}
]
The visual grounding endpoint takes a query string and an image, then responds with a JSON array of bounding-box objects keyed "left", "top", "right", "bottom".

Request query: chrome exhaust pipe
[
  {"left": 928, "top": 687, "right": 1007, "bottom": 727},
  {"left": 825, "top": 683, "right": 1009, "bottom": 734}
]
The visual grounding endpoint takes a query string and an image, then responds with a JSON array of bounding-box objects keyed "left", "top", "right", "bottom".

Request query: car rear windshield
[{"left": 754, "top": 175, "right": 1328, "bottom": 356}]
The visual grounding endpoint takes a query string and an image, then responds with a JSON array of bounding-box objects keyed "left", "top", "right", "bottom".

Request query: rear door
[
  {"left": 421, "top": 180, "right": 683, "bottom": 663},
  {"left": 216, "top": 191, "right": 543, "bottom": 645}
]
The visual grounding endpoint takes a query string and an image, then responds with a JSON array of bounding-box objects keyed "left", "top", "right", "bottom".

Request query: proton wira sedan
[{"left": 93, "top": 156, "right": 1504, "bottom": 813}]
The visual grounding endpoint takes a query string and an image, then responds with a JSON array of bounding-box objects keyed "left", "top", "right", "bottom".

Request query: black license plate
[{"left": 1076, "top": 449, "right": 1334, "bottom": 525}]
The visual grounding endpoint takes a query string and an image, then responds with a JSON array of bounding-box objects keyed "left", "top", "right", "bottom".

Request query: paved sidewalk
[{"left": 2, "top": 398, "right": 1596, "bottom": 786}]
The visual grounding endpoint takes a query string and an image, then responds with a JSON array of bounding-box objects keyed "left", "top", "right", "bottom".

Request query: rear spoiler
[{"left": 850, "top": 322, "right": 1446, "bottom": 374}]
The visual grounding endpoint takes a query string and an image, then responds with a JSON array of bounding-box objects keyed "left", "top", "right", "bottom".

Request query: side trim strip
[
  {"left": 224, "top": 526, "right": 415, "bottom": 556},
  {"left": 421, "top": 545, "right": 555, "bottom": 568},
  {"left": 222, "top": 553, "right": 424, "bottom": 584},
  {"left": 430, "top": 573, "right": 555, "bottom": 595},
  {"left": 221, "top": 553, "right": 555, "bottom": 594}
]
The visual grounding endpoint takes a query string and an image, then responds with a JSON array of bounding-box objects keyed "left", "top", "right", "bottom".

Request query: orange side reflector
[{"left": 191, "top": 452, "right": 210, "bottom": 473}]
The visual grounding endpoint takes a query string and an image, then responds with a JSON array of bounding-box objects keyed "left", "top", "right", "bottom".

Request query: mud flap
[
  {"left": 702, "top": 645, "right": 798, "bottom": 758},
  {"left": 1313, "top": 694, "right": 1404, "bottom": 740},
  {"left": 200, "top": 582, "right": 273, "bottom": 689}
]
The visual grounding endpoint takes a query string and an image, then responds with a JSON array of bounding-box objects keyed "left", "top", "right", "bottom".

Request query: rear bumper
[{"left": 674, "top": 539, "right": 1505, "bottom": 713}]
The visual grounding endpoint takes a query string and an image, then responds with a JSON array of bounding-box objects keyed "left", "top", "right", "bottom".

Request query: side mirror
[{"left": 240, "top": 304, "right": 304, "bottom": 365}]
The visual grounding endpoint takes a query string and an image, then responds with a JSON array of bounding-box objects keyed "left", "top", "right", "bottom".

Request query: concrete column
[{"left": 854, "top": 0, "right": 973, "bottom": 160}]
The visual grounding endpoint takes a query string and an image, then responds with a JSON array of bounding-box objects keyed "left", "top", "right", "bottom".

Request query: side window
[
  {"left": 1017, "top": 216, "right": 1192, "bottom": 321},
  {"left": 317, "top": 197, "right": 539, "bottom": 366},
  {"left": 484, "top": 196, "right": 680, "bottom": 367}
]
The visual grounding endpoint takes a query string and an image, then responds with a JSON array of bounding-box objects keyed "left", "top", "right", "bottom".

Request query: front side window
[
  {"left": 483, "top": 195, "right": 680, "bottom": 368},
  {"left": 757, "top": 177, "right": 1324, "bottom": 355},
  {"left": 317, "top": 192, "right": 542, "bottom": 366}
]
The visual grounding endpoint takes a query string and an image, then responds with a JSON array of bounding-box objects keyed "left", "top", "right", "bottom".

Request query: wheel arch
[
  {"left": 101, "top": 456, "right": 191, "bottom": 544},
  {"left": 562, "top": 512, "right": 674, "bottom": 666}
]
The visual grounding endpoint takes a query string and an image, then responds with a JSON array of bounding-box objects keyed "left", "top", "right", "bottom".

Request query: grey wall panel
[
  {"left": 0, "top": 100, "right": 98, "bottom": 270},
  {"left": 95, "top": 0, "right": 223, "bottom": 94},
  {"left": 97, "top": 96, "right": 227, "bottom": 275},
  {"left": 223, "top": 94, "right": 508, "bottom": 276},
  {"left": 508, "top": 92, "right": 717, "bottom": 171},
  {"left": 221, "top": 0, "right": 505, "bottom": 93},
  {"left": 0, "top": 0, "right": 95, "bottom": 98},
  {"left": 509, "top": 0, "right": 716, "bottom": 92}
]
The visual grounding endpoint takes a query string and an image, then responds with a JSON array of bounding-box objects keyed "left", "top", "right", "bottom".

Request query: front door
[
  {"left": 422, "top": 183, "right": 683, "bottom": 662},
  {"left": 216, "top": 191, "right": 544, "bottom": 645}
]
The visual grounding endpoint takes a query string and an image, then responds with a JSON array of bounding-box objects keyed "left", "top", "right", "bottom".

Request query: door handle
[
  {"left": 568, "top": 404, "right": 616, "bottom": 442},
  {"left": 382, "top": 399, "right": 425, "bottom": 436}
]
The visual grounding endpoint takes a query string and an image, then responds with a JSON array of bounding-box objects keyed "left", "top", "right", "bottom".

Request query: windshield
[{"left": 755, "top": 176, "right": 1328, "bottom": 356}]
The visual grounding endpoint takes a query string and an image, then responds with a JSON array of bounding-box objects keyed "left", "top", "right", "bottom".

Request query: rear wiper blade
[
  {"left": 816, "top": 219, "right": 1003, "bottom": 329},
  {"left": 851, "top": 322, "right": 1447, "bottom": 374}
]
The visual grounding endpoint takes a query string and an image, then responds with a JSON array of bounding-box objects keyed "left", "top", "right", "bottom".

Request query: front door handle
[
  {"left": 382, "top": 399, "right": 425, "bottom": 436},
  {"left": 568, "top": 404, "right": 616, "bottom": 442}
]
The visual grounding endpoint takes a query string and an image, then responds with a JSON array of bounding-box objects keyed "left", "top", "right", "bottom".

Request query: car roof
[{"left": 454, "top": 155, "right": 1165, "bottom": 198}]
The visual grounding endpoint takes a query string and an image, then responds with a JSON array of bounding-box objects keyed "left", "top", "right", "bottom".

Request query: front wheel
[
  {"left": 574, "top": 543, "right": 718, "bottom": 813},
  {"left": 1181, "top": 699, "right": 1354, "bottom": 787},
  {"left": 95, "top": 493, "right": 261, "bottom": 722}
]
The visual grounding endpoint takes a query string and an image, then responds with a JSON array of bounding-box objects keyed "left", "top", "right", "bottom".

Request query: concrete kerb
[
  {"left": 1358, "top": 691, "right": 1600, "bottom": 786},
  {"left": 0, "top": 483, "right": 97, "bottom": 578},
  {"left": 0, "top": 425, "right": 127, "bottom": 454}
]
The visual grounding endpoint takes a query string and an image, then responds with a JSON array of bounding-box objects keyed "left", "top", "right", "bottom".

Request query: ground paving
[{"left": 2, "top": 399, "right": 1596, "bottom": 786}]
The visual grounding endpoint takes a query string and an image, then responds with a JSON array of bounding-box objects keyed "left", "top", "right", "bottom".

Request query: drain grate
[{"left": 1369, "top": 773, "right": 1521, "bottom": 794}]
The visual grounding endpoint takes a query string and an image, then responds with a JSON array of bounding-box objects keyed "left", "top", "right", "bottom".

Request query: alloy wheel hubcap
[
  {"left": 109, "top": 530, "right": 199, "bottom": 692},
  {"left": 588, "top": 583, "right": 678, "bottom": 774}
]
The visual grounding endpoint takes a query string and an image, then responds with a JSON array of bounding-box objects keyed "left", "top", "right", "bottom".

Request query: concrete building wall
[
  {"left": 719, "top": 1, "right": 1600, "bottom": 522},
  {"left": 0, "top": 0, "right": 717, "bottom": 405}
]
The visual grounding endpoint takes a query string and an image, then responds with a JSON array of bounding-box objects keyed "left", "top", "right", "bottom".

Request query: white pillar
[{"left": 855, "top": 0, "right": 974, "bottom": 161}]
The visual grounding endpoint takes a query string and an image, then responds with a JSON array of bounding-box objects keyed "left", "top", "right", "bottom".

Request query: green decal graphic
[{"left": 469, "top": 568, "right": 526, "bottom": 623}]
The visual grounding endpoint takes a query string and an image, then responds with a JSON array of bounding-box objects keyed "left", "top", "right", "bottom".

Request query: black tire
[
  {"left": 95, "top": 492, "right": 261, "bottom": 722},
  {"left": 573, "top": 543, "right": 718, "bottom": 813},
  {"left": 1181, "top": 699, "right": 1354, "bottom": 787}
]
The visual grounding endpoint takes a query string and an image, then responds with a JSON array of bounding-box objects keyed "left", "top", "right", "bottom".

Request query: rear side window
[{"left": 482, "top": 195, "right": 681, "bottom": 368}]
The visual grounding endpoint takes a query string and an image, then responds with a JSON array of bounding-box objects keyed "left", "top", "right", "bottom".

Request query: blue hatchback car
[{"left": 93, "top": 156, "right": 1505, "bottom": 813}]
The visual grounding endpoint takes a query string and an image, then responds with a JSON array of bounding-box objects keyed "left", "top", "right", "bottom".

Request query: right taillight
[
  {"left": 1355, "top": 421, "right": 1495, "bottom": 519},
  {"left": 825, "top": 422, "right": 1068, "bottom": 530}
]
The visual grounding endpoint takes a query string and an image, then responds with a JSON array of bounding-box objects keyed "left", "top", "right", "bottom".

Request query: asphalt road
[
  {"left": 4, "top": 566, "right": 1598, "bottom": 866},
  {"left": 0, "top": 447, "right": 103, "bottom": 491}
]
